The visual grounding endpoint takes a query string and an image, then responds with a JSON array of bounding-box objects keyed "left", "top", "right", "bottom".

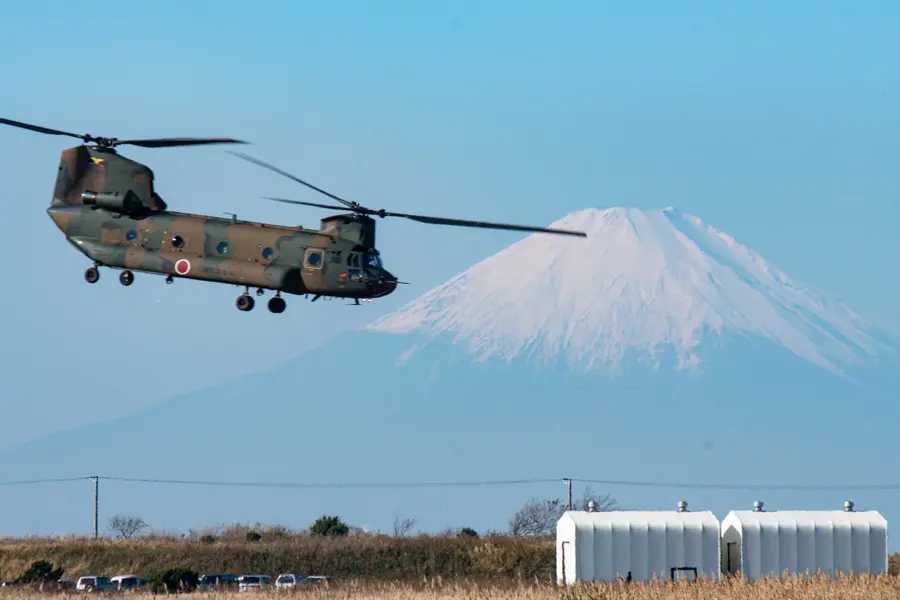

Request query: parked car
[
  {"left": 275, "top": 573, "right": 308, "bottom": 589},
  {"left": 307, "top": 576, "right": 330, "bottom": 586},
  {"left": 76, "top": 576, "right": 117, "bottom": 592},
  {"left": 238, "top": 575, "right": 273, "bottom": 592},
  {"left": 110, "top": 575, "right": 149, "bottom": 590},
  {"left": 197, "top": 573, "right": 238, "bottom": 591}
]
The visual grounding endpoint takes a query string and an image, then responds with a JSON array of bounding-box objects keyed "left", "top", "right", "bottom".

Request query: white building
[
  {"left": 720, "top": 501, "right": 888, "bottom": 581},
  {"left": 556, "top": 501, "right": 721, "bottom": 584}
]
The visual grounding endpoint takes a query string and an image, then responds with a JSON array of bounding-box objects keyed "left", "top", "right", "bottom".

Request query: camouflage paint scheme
[{"left": 46, "top": 145, "right": 397, "bottom": 302}]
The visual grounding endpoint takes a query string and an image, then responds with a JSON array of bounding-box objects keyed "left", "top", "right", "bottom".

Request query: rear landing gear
[
  {"left": 84, "top": 267, "right": 99, "bottom": 283},
  {"left": 268, "top": 296, "right": 286, "bottom": 313},
  {"left": 119, "top": 270, "right": 134, "bottom": 286},
  {"left": 236, "top": 294, "right": 255, "bottom": 311}
]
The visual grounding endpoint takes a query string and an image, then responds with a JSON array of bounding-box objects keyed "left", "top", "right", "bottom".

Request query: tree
[
  {"left": 392, "top": 513, "right": 417, "bottom": 537},
  {"left": 509, "top": 497, "right": 564, "bottom": 536},
  {"left": 309, "top": 515, "right": 349, "bottom": 537},
  {"left": 457, "top": 527, "right": 479, "bottom": 538},
  {"left": 17, "top": 560, "right": 64, "bottom": 584},
  {"left": 107, "top": 514, "right": 149, "bottom": 539},
  {"left": 509, "top": 487, "right": 618, "bottom": 536}
]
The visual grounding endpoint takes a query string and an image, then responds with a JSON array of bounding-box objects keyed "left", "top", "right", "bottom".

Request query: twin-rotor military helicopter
[{"left": 1, "top": 117, "right": 587, "bottom": 313}]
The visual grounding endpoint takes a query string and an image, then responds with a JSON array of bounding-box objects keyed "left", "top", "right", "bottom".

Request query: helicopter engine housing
[{"left": 81, "top": 190, "right": 143, "bottom": 214}]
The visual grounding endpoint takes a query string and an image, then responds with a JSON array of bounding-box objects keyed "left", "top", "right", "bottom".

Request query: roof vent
[
  {"left": 844, "top": 500, "right": 855, "bottom": 512},
  {"left": 753, "top": 501, "right": 764, "bottom": 512},
  {"left": 587, "top": 500, "right": 596, "bottom": 513},
  {"left": 677, "top": 500, "right": 688, "bottom": 512}
]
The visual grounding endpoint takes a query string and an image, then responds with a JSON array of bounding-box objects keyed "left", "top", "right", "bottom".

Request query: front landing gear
[
  {"left": 84, "top": 266, "right": 99, "bottom": 283},
  {"left": 268, "top": 296, "right": 286, "bottom": 313}
]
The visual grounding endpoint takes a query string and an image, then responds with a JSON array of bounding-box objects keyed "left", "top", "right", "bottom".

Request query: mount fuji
[
  {"left": 368, "top": 207, "right": 895, "bottom": 378},
  {"left": 4, "top": 207, "right": 900, "bottom": 539}
]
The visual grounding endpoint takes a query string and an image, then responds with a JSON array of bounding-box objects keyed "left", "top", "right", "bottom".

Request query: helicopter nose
[{"left": 367, "top": 270, "right": 398, "bottom": 298}]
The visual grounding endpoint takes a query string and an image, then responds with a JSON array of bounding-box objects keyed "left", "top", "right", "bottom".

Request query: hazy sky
[{"left": 1, "top": 1, "right": 897, "bottom": 448}]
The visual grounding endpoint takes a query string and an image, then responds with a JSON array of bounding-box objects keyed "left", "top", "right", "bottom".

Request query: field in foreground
[{"left": 5, "top": 576, "right": 900, "bottom": 599}]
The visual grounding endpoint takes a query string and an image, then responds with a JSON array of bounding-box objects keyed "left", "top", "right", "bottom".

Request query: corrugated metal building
[
  {"left": 556, "top": 501, "right": 720, "bottom": 584},
  {"left": 720, "top": 501, "right": 888, "bottom": 580}
]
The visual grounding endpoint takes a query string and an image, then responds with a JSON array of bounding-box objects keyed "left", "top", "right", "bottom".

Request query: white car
[
  {"left": 275, "top": 573, "right": 308, "bottom": 588},
  {"left": 238, "top": 575, "right": 273, "bottom": 592},
  {"left": 76, "top": 576, "right": 117, "bottom": 592}
]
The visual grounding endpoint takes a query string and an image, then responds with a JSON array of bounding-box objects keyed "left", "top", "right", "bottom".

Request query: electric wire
[{"left": 1, "top": 475, "right": 900, "bottom": 492}]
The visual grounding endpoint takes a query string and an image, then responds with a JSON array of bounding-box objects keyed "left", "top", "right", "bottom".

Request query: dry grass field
[{"left": 4, "top": 576, "right": 900, "bottom": 599}]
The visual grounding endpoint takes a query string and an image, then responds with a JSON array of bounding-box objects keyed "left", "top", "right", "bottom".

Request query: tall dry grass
[
  {"left": 3, "top": 575, "right": 900, "bottom": 599},
  {"left": 0, "top": 536, "right": 554, "bottom": 583}
]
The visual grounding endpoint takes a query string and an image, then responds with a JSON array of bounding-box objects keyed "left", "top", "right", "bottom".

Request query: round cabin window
[
  {"left": 261, "top": 247, "right": 274, "bottom": 260},
  {"left": 125, "top": 229, "right": 137, "bottom": 241},
  {"left": 171, "top": 234, "right": 184, "bottom": 248},
  {"left": 307, "top": 251, "right": 322, "bottom": 267},
  {"left": 216, "top": 241, "right": 229, "bottom": 254}
]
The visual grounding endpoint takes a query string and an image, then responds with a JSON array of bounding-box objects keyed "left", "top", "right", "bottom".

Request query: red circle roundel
[{"left": 174, "top": 259, "right": 191, "bottom": 275}]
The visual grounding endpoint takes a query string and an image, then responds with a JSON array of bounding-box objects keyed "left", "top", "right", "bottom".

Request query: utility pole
[
  {"left": 90, "top": 476, "right": 99, "bottom": 539},
  {"left": 563, "top": 478, "right": 572, "bottom": 511}
]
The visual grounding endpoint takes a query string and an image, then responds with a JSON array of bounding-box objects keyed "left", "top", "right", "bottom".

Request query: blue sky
[{"left": 0, "top": 0, "right": 898, "bottom": 517}]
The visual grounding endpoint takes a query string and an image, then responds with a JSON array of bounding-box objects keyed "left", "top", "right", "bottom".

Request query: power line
[
  {"left": 0, "top": 476, "right": 89, "bottom": 486},
  {"left": 570, "top": 478, "right": 900, "bottom": 492},
  {"left": 99, "top": 476, "right": 561, "bottom": 489},
  {"left": 2, "top": 475, "right": 900, "bottom": 492}
]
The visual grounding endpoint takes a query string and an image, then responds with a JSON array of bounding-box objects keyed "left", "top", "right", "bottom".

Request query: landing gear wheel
[
  {"left": 119, "top": 270, "right": 134, "bottom": 286},
  {"left": 84, "top": 267, "right": 99, "bottom": 284},
  {"left": 236, "top": 294, "right": 255, "bottom": 311},
  {"left": 268, "top": 296, "right": 286, "bottom": 313}
]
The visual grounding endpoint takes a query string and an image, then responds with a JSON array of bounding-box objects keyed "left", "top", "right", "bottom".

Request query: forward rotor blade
[
  {"left": 228, "top": 151, "right": 357, "bottom": 210},
  {"left": 263, "top": 197, "right": 349, "bottom": 211},
  {"left": 0, "top": 117, "right": 84, "bottom": 140},
  {"left": 384, "top": 211, "right": 587, "bottom": 237},
  {"left": 118, "top": 137, "right": 248, "bottom": 148}
]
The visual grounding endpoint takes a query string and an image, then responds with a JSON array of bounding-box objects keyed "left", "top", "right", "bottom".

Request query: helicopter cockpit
[{"left": 345, "top": 249, "right": 395, "bottom": 296}]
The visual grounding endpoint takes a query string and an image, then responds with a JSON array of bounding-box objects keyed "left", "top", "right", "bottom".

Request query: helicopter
[{"left": 2, "top": 116, "right": 587, "bottom": 313}]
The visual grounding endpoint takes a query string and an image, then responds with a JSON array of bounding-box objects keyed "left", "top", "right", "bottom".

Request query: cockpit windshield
[{"left": 364, "top": 252, "right": 383, "bottom": 269}]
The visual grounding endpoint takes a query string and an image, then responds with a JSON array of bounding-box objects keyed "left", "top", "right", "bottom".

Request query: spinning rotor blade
[
  {"left": 263, "top": 197, "right": 349, "bottom": 211},
  {"left": 117, "top": 137, "right": 247, "bottom": 148},
  {"left": 228, "top": 151, "right": 357, "bottom": 209},
  {"left": 1, "top": 116, "right": 247, "bottom": 148},
  {"left": 0, "top": 117, "right": 84, "bottom": 140},
  {"left": 377, "top": 211, "right": 587, "bottom": 237},
  {"left": 231, "top": 151, "right": 587, "bottom": 238}
]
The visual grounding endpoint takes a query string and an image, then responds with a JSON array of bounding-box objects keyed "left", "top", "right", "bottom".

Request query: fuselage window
[
  {"left": 126, "top": 229, "right": 137, "bottom": 241},
  {"left": 261, "top": 247, "right": 274, "bottom": 260},
  {"left": 171, "top": 234, "right": 184, "bottom": 248},
  {"left": 305, "top": 249, "right": 324, "bottom": 269},
  {"left": 216, "top": 241, "right": 229, "bottom": 255}
]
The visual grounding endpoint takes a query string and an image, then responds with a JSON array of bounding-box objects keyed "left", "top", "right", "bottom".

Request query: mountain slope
[{"left": 368, "top": 207, "right": 893, "bottom": 375}]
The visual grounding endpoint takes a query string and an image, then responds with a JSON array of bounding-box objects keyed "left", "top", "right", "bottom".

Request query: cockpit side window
[{"left": 364, "top": 252, "right": 383, "bottom": 269}]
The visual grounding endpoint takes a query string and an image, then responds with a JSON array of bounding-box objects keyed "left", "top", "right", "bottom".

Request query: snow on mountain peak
[{"left": 366, "top": 207, "right": 885, "bottom": 374}]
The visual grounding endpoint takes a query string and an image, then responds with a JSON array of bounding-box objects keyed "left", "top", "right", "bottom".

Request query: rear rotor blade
[
  {"left": 228, "top": 151, "right": 357, "bottom": 210},
  {"left": 263, "top": 197, "right": 349, "bottom": 211},
  {"left": 0, "top": 117, "right": 85, "bottom": 140},
  {"left": 118, "top": 137, "right": 248, "bottom": 148},
  {"left": 384, "top": 211, "right": 587, "bottom": 237}
]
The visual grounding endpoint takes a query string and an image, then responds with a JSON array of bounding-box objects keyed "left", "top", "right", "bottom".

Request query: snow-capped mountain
[{"left": 369, "top": 207, "right": 892, "bottom": 376}]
